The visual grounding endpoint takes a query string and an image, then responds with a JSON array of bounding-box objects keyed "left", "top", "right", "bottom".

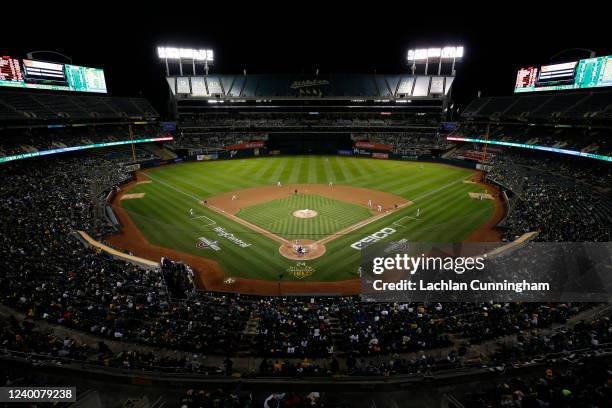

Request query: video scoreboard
[
  {"left": 0, "top": 55, "right": 107, "bottom": 93},
  {"left": 515, "top": 55, "right": 612, "bottom": 93}
]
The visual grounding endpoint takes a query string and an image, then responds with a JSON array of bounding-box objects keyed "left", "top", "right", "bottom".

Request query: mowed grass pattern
[
  {"left": 119, "top": 156, "right": 495, "bottom": 282},
  {"left": 236, "top": 194, "right": 373, "bottom": 240}
]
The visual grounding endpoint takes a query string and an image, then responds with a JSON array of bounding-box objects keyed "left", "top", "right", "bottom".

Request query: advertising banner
[
  {"left": 354, "top": 141, "right": 392, "bottom": 151},
  {"left": 353, "top": 148, "right": 371, "bottom": 157},
  {"left": 197, "top": 154, "right": 219, "bottom": 161},
  {"left": 123, "top": 163, "right": 141, "bottom": 172},
  {"left": 225, "top": 141, "right": 266, "bottom": 150}
]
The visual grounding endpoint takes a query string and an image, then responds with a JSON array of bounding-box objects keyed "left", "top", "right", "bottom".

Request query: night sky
[{"left": 6, "top": 6, "right": 609, "bottom": 118}]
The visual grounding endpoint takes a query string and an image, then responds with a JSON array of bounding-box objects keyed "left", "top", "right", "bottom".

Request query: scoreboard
[
  {"left": 0, "top": 56, "right": 23, "bottom": 82},
  {"left": 515, "top": 55, "right": 612, "bottom": 93},
  {"left": 0, "top": 55, "right": 107, "bottom": 93},
  {"left": 515, "top": 67, "right": 537, "bottom": 89},
  {"left": 65, "top": 64, "right": 107, "bottom": 93}
]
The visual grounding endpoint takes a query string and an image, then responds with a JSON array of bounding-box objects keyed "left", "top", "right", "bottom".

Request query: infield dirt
[{"left": 205, "top": 183, "right": 410, "bottom": 214}]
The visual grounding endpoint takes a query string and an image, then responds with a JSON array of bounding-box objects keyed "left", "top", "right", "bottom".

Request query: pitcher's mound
[
  {"left": 292, "top": 209, "right": 318, "bottom": 218},
  {"left": 279, "top": 239, "right": 326, "bottom": 260}
]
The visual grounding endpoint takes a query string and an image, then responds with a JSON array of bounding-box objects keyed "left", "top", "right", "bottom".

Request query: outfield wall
[{"left": 172, "top": 145, "right": 478, "bottom": 171}]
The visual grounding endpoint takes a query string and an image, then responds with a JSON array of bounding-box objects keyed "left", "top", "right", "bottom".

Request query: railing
[{"left": 2, "top": 342, "right": 611, "bottom": 382}]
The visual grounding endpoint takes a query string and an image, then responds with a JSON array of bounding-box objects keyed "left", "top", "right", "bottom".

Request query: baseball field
[{"left": 107, "top": 156, "right": 503, "bottom": 294}]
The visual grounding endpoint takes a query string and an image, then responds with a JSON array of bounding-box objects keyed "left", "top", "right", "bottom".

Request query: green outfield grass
[
  {"left": 118, "top": 156, "right": 495, "bottom": 282},
  {"left": 236, "top": 194, "right": 373, "bottom": 240}
]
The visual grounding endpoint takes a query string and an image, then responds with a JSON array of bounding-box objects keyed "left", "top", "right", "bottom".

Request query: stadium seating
[
  {"left": 0, "top": 91, "right": 158, "bottom": 121},
  {"left": 461, "top": 89, "right": 612, "bottom": 123}
]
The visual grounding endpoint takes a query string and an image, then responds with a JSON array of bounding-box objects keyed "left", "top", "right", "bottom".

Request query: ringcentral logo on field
[
  {"left": 213, "top": 226, "right": 252, "bottom": 248},
  {"left": 350, "top": 227, "right": 396, "bottom": 250}
]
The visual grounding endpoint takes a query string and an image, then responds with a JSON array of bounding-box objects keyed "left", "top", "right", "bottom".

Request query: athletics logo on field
[
  {"left": 287, "top": 262, "right": 316, "bottom": 279},
  {"left": 196, "top": 237, "right": 221, "bottom": 251}
]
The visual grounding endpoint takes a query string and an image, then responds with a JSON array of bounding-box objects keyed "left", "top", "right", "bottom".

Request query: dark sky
[{"left": 6, "top": 6, "right": 610, "bottom": 118}]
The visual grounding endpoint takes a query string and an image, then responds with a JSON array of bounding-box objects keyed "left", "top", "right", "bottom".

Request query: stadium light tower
[
  {"left": 157, "top": 46, "right": 214, "bottom": 76},
  {"left": 407, "top": 46, "right": 464, "bottom": 75}
]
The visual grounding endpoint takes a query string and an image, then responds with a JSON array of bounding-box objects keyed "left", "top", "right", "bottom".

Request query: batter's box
[
  {"left": 393, "top": 215, "right": 420, "bottom": 228},
  {"left": 191, "top": 215, "right": 217, "bottom": 226}
]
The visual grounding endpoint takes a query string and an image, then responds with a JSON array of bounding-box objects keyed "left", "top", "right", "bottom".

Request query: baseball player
[
  {"left": 277, "top": 181, "right": 282, "bottom": 187},
  {"left": 416, "top": 208, "right": 420, "bottom": 217},
  {"left": 189, "top": 208, "right": 194, "bottom": 216},
  {"left": 328, "top": 181, "right": 333, "bottom": 188},
  {"left": 232, "top": 195, "right": 237, "bottom": 201},
  {"left": 368, "top": 199, "right": 372, "bottom": 208}
]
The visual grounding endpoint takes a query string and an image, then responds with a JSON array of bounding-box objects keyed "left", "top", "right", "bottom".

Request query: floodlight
[
  {"left": 407, "top": 48, "right": 427, "bottom": 61},
  {"left": 408, "top": 46, "right": 464, "bottom": 61},
  {"left": 441, "top": 46, "right": 464, "bottom": 59},
  {"left": 414, "top": 49, "right": 428, "bottom": 60},
  {"left": 158, "top": 46, "right": 215, "bottom": 77},
  {"left": 427, "top": 48, "right": 441, "bottom": 58},
  {"left": 441, "top": 47, "right": 454, "bottom": 58},
  {"left": 157, "top": 46, "right": 214, "bottom": 62}
]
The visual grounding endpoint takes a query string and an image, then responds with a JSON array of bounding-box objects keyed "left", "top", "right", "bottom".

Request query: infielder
[
  {"left": 232, "top": 195, "right": 237, "bottom": 201},
  {"left": 368, "top": 199, "right": 372, "bottom": 208}
]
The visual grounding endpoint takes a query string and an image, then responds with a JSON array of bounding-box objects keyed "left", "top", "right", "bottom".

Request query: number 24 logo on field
[{"left": 287, "top": 262, "right": 316, "bottom": 279}]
